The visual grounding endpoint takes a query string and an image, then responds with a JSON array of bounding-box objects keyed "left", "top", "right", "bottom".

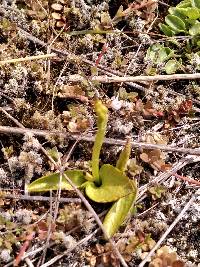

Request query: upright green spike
[
  {"left": 116, "top": 139, "right": 131, "bottom": 172},
  {"left": 92, "top": 100, "right": 108, "bottom": 185}
]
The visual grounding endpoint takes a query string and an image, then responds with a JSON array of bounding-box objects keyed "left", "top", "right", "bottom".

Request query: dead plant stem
[
  {"left": 1, "top": 125, "right": 200, "bottom": 156},
  {"left": 0, "top": 193, "right": 81, "bottom": 203},
  {"left": 0, "top": 53, "right": 57, "bottom": 65},
  {"left": 74, "top": 73, "right": 200, "bottom": 83}
]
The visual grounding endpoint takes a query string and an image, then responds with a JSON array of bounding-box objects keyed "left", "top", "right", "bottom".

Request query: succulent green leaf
[
  {"left": 185, "top": 18, "right": 197, "bottom": 26},
  {"left": 103, "top": 189, "right": 137, "bottom": 239},
  {"left": 92, "top": 100, "right": 108, "bottom": 185},
  {"left": 176, "top": 7, "right": 200, "bottom": 19},
  {"left": 27, "top": 170, "right": 86, "bottom": 192},
  {"left": 168, "top": 38, "right": 181, "bottom": 47},
  {"left": 168, "top": 7, "right": 188, "bottom": 20},
  {"left": 165, "top": 59, "right": 181, "bottom": 74},
  {"left": 189, "top": 22, "right": 200, "bottom": 35},
  {"left": 146, "top": 44, "right": 174, "bottom": 64},
  {"left": 159, "top": 23, "right": 175, "bottom": 36},
  {"left": 165, "top": 15, "right": 186, "bottom": 32},
  {"left": 192, "top": 0, "right": 200, "bottom": 8},
  {"left": 85, "top": 164, "right": 134, "bottom": 203},
  {"left": 116, "top": 140, "right": 131, "bottom": 172},
  {"left": 177, "top": 0, "right": 192, "bottom": 8}
]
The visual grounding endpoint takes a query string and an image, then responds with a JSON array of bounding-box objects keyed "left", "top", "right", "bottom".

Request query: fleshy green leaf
[
  {"left": 185, "top": 18, "right": 197, "bottom": 26},
  {"left": 103, "top": 190, "right": 137, "bottom": 239},
  {"left": 189, "top": 22, "right": 200, "bottom": 35},
  {"left": 165, "top": 59, "right": 180, "bottom": 74},
  {"left": 145, "top": 44, "right": 174, "bottom": 64},
  {"left": 165, "top": 15, "right": 186, "bottom": 32},
  {"left": 192, "top": 0, "right": 200, "bottom": 8},
  {"left": 177, "top": 0, "right": 192, "bottom": 8},
  {"left": 176, "top": 7, "right": 200, "bottom": 19},
  {"left": 159, "top": 23, "right": 175, "bottom": 36},
  {"left": 28, "top": 170, "right": 86, "bottom": 192},
  {"left": 168, "top": 7, "right": 188, "bottom": 20},
  {"left": 85, "top": 164, "right": 134, "bottom": 203}
]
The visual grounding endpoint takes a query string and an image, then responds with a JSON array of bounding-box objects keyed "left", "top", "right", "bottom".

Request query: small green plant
[
  {"left": 160, "top": 0, "right": 200, "bottom": 38},
  {"left": 146, "top": 0, "right": 200, "bottom": 74},
  {"left": 145, "top": 43, "right": 182, "bottom": 74},
  {"left": 148, "top": 185, "right": 166, "bottom": 200},
  {"left": 28, "top": 100, "right": 137, "bottom": 238}
]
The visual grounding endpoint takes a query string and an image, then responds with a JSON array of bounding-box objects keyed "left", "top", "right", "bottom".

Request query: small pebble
[
  {"left": 52, "top": 12, "right": 62, "bottom": 20},
  {"left": 51, "top": 3, "right": 63, "bottom": 11}
]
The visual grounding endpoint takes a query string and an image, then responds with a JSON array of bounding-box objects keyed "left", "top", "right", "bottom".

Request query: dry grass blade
[{"left": 137, "top": 156, "right": 198, "bottom": 200}]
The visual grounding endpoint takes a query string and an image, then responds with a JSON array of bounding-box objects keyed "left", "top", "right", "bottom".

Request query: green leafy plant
[
  {"left": 148, "top": 0, "right": 200, "bottom": 74},
  {"left": 148, "top": 185, "right": 166, "bottom": 200},
  {"left": 145, "top": 44, "right": 181, "bottom": 74},
  {"left": 28, "top": 100, "right": 137, "bottom": 238},
  {"left": 160, "top": 0, "right": 200, "bottom": 37},
  {"left": 145, "top": 44, "right": 174, "bottom": 64}
]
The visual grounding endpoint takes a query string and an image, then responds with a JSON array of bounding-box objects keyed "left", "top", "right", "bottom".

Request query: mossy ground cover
[{"left": 0, "top": 0, "right": 199, "bottom": 266}]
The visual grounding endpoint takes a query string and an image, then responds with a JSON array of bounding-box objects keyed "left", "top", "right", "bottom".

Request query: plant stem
[{"left": 92, "top": 100, "right": 108, "bottom": 184}]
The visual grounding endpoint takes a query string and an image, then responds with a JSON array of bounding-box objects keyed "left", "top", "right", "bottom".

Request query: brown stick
[
  {"left": 0, "top": 193, "right": 81, "bottom": 203},
  {"left": 0, "top": 53, "right": 57, "bottom": 65},
  {"left": 69, "top": 73, "right": 200, "bottom": 83},
  {"left": 0, "top": 125, "right": 200, "bottom": 156},
  {"left": 173, "top": 173, "right": 200, "bottom": 186}
]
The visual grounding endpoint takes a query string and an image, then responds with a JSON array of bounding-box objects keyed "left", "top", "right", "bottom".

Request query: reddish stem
[
  {"left": 95, "top": 43, "right": 108, "bottom": 66},
  {"left": 173, "top": 173, "right": 200, "bottom": 186},
  {"left": 14, "top": 231, "right": 35, "bottom": 266}
]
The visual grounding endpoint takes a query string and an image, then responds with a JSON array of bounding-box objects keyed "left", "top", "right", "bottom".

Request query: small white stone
[
  {"left": 62, "top": 235, "right": 77, "bottom": 249},
  {"left": 0, "top": 249, "right": 11, "bottom": 262},
  {"left": 110, "top": 96, "right": 123, "bottom": 111},
  {"left": 187, "top": 249, "right": 198, "bottom": 259},
  {"left": 51, "top": 3, "right": 63, "bottom": 11}
]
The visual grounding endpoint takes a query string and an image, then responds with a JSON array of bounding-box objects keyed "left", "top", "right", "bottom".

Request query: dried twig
[
  {"left": 138, "top": 194, "right": 196, "bottom": 267},
  {"left": 0, "top": 193, "right": 81, "bottom": 203},
  {"left": 0, "top": 53, "right": 57, "bottom": 65},
  {"left": 4, "top": 212, "right": 107, "bottom": 267},
  {"left": 70, "top": 73, "right": 200, "bottom": 83},
  {"left": 173, "top": 172, "right": 200, "bottom": 186},
  {"left": 24, "top": 258, "right": 34, "bottom": 267},
  {"left": 14, "top": 232, "right": 35, "bottom": 266},
  {"left": 0, "top": 109, "right": 58, "bottom": 168},
  {"left": 1, "top": 125, "right": 200, "bottom": 155},
  {"left": 16, "top": 27, "right": 145, "bottom": 91}
]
